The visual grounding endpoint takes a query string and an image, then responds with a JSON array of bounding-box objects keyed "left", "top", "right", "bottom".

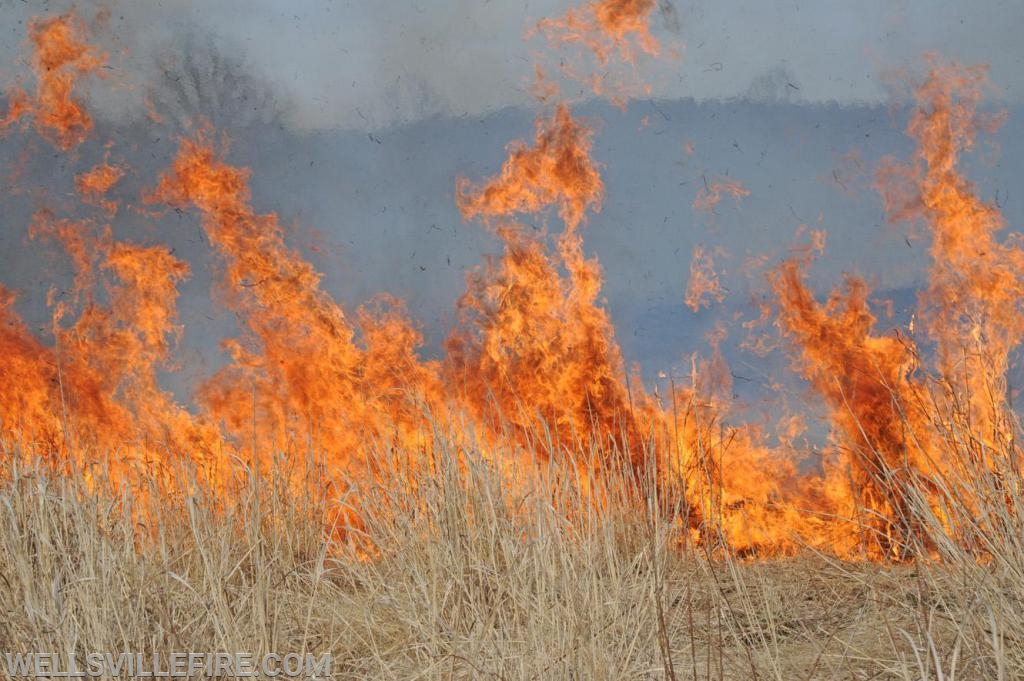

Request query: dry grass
[{"left": 0, "top": 427, "right": 1021, "bottom": 681}]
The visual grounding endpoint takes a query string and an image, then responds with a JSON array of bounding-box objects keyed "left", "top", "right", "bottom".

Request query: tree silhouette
[{"left": 148, "top": 31, "right": 288, "bottom": 132}]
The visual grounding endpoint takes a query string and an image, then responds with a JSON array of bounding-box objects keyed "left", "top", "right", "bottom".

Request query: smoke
[
  {"left": 146, "top": 31, "right": 290, "bottom": 133},
  {"left": 1, "top": 2, "right": 1024, "bottom": 558},
  {"left": 2, "top": 1, "right": 1022, "bottom": 131}
]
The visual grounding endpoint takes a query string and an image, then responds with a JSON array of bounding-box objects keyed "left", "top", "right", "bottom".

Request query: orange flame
[
  {"left": 0, "top": 286, "right": 62, "bottom": 455},
  {"left": 456, "top": 105, "right": 603, "bottom": 237},
  {"left": 536, "top": 0, "right": 661, "bottom": 66},
  {"left": 0, "top": 211, "right": 224, "bottom": 489},
  {"left": 75, "top": 159, "right": 124, "bottom": 215},
  {"left": 150, "top": 138, "right": 443, "bottom": 478},
  {"left": 877, "top": 59, "right": 1022, "bottom": 451},
  {"left": 693, "top": 176, "right": 750, "bottom": 215},
  {"left": 451, "top": 105, "right": 657, "bottom": 462},
  {"left": 1, "top": 14, "right": 107, "bottom": 149},
  {"left": 771, "top": 257, "right": 935, "bottom": 557},
  {"left": 685, "top": 245, "right": 726, "bottom": 312},
  {"left": 1, "top": 9, "right": 1021, "bottom": 562}
]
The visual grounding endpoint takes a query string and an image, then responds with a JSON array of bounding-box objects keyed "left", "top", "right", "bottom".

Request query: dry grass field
[
  {"left": 2, "top": 6, "right": 1023, "bottom": 681},
  {"left": 2, "top": 429, "right": 1021, "bottom": 681}
]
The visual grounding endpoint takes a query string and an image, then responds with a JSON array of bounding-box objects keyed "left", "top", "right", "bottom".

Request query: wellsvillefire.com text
[{"left": 2, "top": 652, "right": 332, "bottom": 678}]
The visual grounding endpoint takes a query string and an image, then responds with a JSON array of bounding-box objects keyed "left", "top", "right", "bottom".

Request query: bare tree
[{"left": 148, "top": 31, "right": 288, "bottom": 132}]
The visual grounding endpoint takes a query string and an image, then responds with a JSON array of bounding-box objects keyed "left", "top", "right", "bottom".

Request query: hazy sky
[
  {"left": 2, "top": 0, "right": 1023, "bottom": 130},
  {"left": 1, "top": 0, "right": 1022, "bottom": 401}
]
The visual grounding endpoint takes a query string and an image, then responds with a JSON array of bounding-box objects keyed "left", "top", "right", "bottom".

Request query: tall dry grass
[{"left": 0, "top": 408, "right": 1021, "bottom": 680}]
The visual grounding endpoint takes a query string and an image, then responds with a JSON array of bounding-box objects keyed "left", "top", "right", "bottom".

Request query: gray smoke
[
  {"left": 0, "top": 0, "right": 1021, "bottom": 424},
  {"left": 2, "top": 0, "right": 1022, "bottom": 131}
]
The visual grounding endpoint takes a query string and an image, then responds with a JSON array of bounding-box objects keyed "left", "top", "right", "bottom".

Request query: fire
[
  {"left": 771, "top": 60, "right": 1024, "bottom": 558},
  {"left": 693, "top": 176, "right": 750, "bottom": 215},
  {"left": 75, "top": 159, "right": 125, "bottom": 214},
  {"left": 149, "top": 138, "right": 444, "bottom": 479},
  {"left": 0, "top": 5, "right": 1020, "bottom": 562},
  {"left": 0, "top": 210, "right": 224, "bottom": 489},
  {"left": 1, "top": 13, "right": 107, "bottom": 149},
  {"left": 536, "top": 0, "right": 661, "bottom": 66},
  {"left": 451, "top": 104, "right": 657, "bottom": 463},
  {"left": 685, "top": 245, "right": 725, "bottom": 312},
  {"left": 456, "top": 105, "right": 603, "bottom": 235},
  {"left": 771, "top": 257, "right": 936, "bottom": 557},
  {"left": 0, "top": 286, "right": 61, "bottom": 456},
  {"left": 877, "top": 59, "right": 1023, "bottom": 452},
  {"left": 531, "top": 0, "right": 663, "bottom": 101}
]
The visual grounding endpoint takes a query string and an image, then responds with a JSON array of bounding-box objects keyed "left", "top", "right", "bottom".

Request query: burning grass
[
  {"left": 1, "top": 10, "right": 1021, "bottom": 561},
  {"left": 2, "top": 5, "right": 1024, "bottom": 678},
  {"left": 0, "top": 422, "right": 1021, "bottom": 680}
]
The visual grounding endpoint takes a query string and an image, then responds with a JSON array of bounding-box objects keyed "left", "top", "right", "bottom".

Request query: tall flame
[
  {"left": 771, "top": 258, "right": 935, "bottom": 557},
  {"left": 772, "top": 61, "right": 1024, "bottom": 557},
  {"left": 0, "top": 7, "right": 1020, "bottom": 562},
  {"left": 451, "top": 105, "right": 656, "bottom": 462},
  {"left": 877, "top": 60, "right": 1023, "bottom": 451},
  {"left": 149, "top": 139, "right": 443, "bottom": 481}
]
